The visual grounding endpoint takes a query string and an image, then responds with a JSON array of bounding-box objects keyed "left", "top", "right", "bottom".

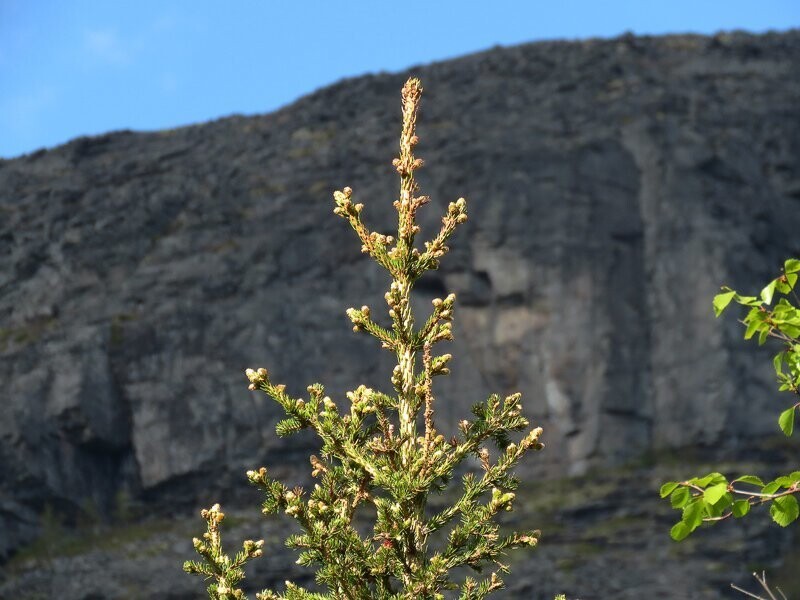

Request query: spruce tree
[{"left": 185, "top": 78, "right": 545, "bottom": 599}]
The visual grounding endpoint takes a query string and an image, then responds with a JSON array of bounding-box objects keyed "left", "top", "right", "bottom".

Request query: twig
[{"left": 731, "top": 571, "right": 787, "bottom": 600}]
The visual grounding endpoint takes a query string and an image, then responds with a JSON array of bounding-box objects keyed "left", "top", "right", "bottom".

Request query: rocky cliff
[{"left": 1, "top": 30, "right": 800, "bottom": 598}]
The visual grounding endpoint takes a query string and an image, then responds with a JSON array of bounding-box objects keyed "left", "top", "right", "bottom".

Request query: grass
[
  {"left": 0, "top": 317, "right": 58, "bottom": 351},
  {"left": 7, "top": 513, "right": 192, "bottom": 573},
  {"left": 109, "top": 311, "right": 139, "bottom": 346}
]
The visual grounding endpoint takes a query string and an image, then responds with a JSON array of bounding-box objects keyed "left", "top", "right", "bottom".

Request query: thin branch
[
  {"left": 731, "top": 571, "right": 786, "bottom": 600},
  {"left": 730, "top": 583, "right": 767, "bottom": 600}
]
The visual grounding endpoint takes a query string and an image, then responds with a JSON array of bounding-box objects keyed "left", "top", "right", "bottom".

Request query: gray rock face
[{"left": 1, "top": 29, "right": 800, "bottom": 594}]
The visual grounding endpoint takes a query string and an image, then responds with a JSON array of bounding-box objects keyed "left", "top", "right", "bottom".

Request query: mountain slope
[{"left": 1, "top": 29, "right": 799, "bottom": 597}]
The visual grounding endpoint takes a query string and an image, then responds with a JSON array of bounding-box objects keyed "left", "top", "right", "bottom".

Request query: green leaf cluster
[
  {"left": 661, "top": 472, "right": 800, "bottom": 541},
  {"left": 664, "top": 258, "right": 800, "bottom": 541},
  {"left": 184, "top": 79, "right": 548, "bottom": 600}
]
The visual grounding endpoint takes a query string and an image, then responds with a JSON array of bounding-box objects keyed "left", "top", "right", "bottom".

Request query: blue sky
[{"left": 1, "top": 1, "right": 798, "bottom": 159}]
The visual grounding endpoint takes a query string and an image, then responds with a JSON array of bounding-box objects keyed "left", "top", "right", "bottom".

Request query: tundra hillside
[{"left": 1, "top": 30, "right": 799, "bottom": 598}]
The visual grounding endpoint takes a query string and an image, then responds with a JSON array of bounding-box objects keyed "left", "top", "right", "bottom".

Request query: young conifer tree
[{"left": 184, "top": 78, "right": 545, "bottom": 599}]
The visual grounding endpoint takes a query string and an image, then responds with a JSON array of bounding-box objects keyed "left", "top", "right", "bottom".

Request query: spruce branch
[{"left": 183, "top": 504, "right": 264, "bottom": 599}]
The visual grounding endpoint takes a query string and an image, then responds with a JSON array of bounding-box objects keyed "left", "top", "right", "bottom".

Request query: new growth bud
[
  {"left": 200, "top": 503, "right": 225, "bottom": 524},
  {"left": 245, "top": 367, "right": 269, "bottom": 389},
  {"left": 246, "top": 466, "right": 268, "bottom": 484},
  {"left": 430, "top": 353, "right": 453, "bottom": 376},
  {"left": 310, "top": 455, "right": 327, "bottom": 477},
  {"left": 479, "top": 447, "right": 490, "bottom": 470}
]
